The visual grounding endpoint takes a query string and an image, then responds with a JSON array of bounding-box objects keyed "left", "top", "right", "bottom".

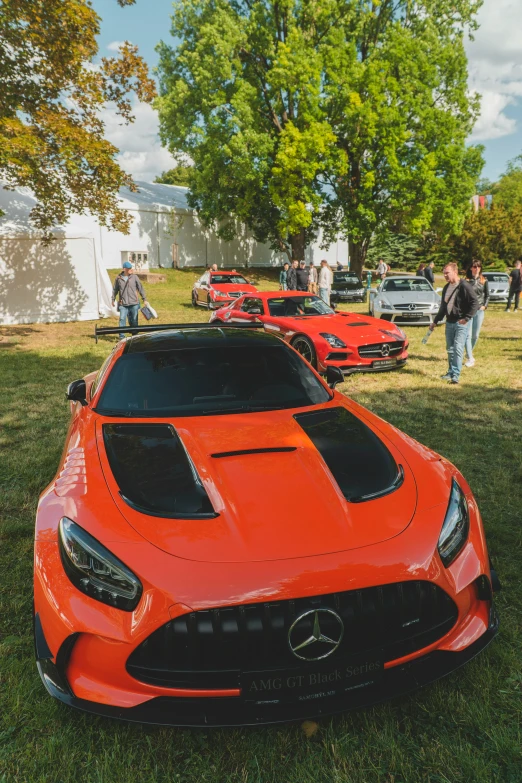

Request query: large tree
[
  {"left": 0, "top": 0, "right": 155, "bottom": 235},
  {"left": 156, "top": 0, "right": 483, "bottom": 273}
]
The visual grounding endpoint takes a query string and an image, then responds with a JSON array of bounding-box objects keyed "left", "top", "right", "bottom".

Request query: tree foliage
[
  {"left": 156, "top": 0, "right": 483, "bottom": 271},
  {"left": 0, "top": 0, "right": 155, "bottom": 234},
  {"left": 154, "top": 166, "right": 192, "bottom": 187}
]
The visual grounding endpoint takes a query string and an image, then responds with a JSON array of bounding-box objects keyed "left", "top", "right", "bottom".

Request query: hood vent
[
  {"left": 211, "top": 447, "right": 296, "bottom": 459},
  {"left": 294, "top": 407, "right": 403, "bottom": 503},
  {"left": 103, "top": 424, "right": 217, "bottom": 519}
]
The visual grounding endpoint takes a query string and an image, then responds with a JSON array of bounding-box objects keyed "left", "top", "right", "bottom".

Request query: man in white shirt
[{"left": 318, "top": 260, "right": 333, "bottom": 305}]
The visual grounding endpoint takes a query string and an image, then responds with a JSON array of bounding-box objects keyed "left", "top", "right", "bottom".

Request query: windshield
[
  {"left": 267, "top": 296, "right": 335, "bottom": 317},
  {"left": 333, "top": 273, "right": 361, "bottom": 285},
  {"left": 211, "top": 275, "right": 248, "bottom": 284},
  {"left": 96, "top": 344, "right": 330, "bottom": 417},
  {"left": 382, "top": 278, "right": 433, "bottom": 293},
  {"left": 484, "top": 273, "right": 508, "bottom": 282}
]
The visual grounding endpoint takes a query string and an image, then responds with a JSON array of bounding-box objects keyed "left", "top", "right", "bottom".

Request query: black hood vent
[
  {"left": 102, "top": 424, "right": 217, "bottom": 519},
  {"left": 294, "top": 407, "right": 403, "bottom": 503}
]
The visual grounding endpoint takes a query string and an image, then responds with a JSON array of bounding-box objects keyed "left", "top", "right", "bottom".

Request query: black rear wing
[{"left": 94, "top": 321, "right": 265, "bottom": 343}]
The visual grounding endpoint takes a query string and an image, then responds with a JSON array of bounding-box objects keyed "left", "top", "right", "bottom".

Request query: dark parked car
[{"left": 330, "top": 272, "right": 366, "bottom": 304}]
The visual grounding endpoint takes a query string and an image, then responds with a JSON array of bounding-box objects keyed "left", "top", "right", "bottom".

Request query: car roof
[
  {"left": 124, "top": 327, "right": 280, "bottom": 353},
  {"left": 210, "top": 270, "right": 246, "bottom": 276}
]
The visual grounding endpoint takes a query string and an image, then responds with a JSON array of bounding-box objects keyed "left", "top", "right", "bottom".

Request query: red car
[
  {"left": 192, "top": 270, "right": 258, "bottom": 309},
  {"left": 210, "top": 291, "right": 409, "bottom": 374},
  {"left": 34, "top": 322, "right": 499, "bottom": 727}
]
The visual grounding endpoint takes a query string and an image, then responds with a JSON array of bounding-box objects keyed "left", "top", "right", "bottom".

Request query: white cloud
[
  {"left": 100, "top": 100, "right": 177, "bottom": 182},
  {"left": 466, "top": 0, "right": 522, "bottom": 142},
  {"left": 107, "top": 40, "right": 126, "bottom": 52}
]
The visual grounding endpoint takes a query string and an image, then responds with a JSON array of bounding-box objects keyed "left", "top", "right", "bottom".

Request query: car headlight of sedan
[
  {"left": 437, "top": 479, "right": 470, "bottom": 567},
  {"left": 377, "top": 299, "right": 393, "bottom": 310},
  {"left": 320, "top": 333, "right": 347, "bottom": 348},
  {"left": 59, "top": 518, "right": 142, "bottom": 611}
]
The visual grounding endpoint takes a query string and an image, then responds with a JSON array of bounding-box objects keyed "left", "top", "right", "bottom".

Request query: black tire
[
  {"left": 192, "top": 292, "right": 198, "bottom": 308},
  {"left": 291, "top": 334, "right": 317, "bottom": 368}
]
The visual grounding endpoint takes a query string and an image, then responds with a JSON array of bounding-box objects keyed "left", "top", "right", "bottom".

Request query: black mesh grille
[
  {"left": 127, "top": 582, "right": 458, "bottom": 690},
  {"left": 358, "top": 342, "right": 404, "bottom": 358}
]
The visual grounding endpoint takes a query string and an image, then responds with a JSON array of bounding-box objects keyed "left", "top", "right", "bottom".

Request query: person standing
[
  {"left": 318, "top": 259, "right": 333, "bottom": 305},
  {"left": 296, "top": 260, "right": 309, "bottom": 291},
  {"left": 112, "top": 262, "right": 148, "bottom": 339},
  {"left": 308, "top": 261, "right": 318, "bottom": 294},
  {"left": 464, "top": 260, "right": 489, "bottom": 368},
  {"left": 287, "top": 260, "right": 298, "bottom": 291},
  {"left": 336, "top": 261, "right": 343, "bottom": 271},
  {"left": 424, "top": 261, "right": 435, "bottom": 286},
  {"left": 429, "top": 263, "right": 478, "bottom": 384},
  {"left": 279, "top": 262, "right": 289, "bottom": 291},
  {"left": 506, "top": 259, "right": 522, "bottom": 312},
  {"left": 416, "top": 263, "right": 426, "bottom": 277},
  {"left": 376, "top": 259, "right": 387, "bottom": 280}
]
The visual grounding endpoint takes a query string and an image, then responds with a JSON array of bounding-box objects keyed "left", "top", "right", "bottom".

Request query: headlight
[
  {"left": 377, "top": 300, "right": 393, "bottom": 310},
  {"left": 437, "top": 479, "right": 470, "bottom": 567},
  {"left": 59, "top": 518, "right": 142, "bottom": 611},
  {"left": 320, "top": 333, "right": 347, "bottom": 348},
  {"left": 396, "top": 327, "right": 407, "bottom": 339}
]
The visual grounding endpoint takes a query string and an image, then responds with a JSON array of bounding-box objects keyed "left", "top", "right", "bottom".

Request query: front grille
[
  {"left": 358, "top": 341, "right": 404, "bottom": 358},
  {"left": 127, "top": 581, "right": 458, "bottom": 690},
  {"left": 326, "top": 352, "right": 348, "bottom": 361},
  {"left": 393, "top": 303, "right": 431, "bottom": 310}
]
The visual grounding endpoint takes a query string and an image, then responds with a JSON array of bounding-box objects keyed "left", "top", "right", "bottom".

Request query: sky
[{"left": 91, "top": 0, "right": 522, "bottom": 184}]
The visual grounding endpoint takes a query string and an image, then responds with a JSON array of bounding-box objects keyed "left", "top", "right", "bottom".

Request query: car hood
[
  {"left": 271, "top": 312, "right": 404, "bottom": 344},
  {"left": 212, "top": 284, "right": 257, "bottom": 295},
  {"left": 96, "top": 403, "right": 417, "bottom": 563},
  {"left": 379, "top": 291, "right": 439, "bottom": 306}
]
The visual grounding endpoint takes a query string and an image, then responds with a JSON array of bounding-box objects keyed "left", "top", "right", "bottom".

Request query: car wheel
[
  {"left": 291, "top": 335, "right": 317, "bottom": 368},
  {"left": 192, "top": 292, "right": 198, "bottom": 308}
]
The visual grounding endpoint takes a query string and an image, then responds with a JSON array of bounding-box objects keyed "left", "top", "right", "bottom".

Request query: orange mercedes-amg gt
[{"left": 34, "top": 322, "right": 499, "bottom": 727}]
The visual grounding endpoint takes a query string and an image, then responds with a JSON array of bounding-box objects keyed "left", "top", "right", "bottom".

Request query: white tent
[{"left": 0, "top": 186, "right": 114, "bottom": 325}]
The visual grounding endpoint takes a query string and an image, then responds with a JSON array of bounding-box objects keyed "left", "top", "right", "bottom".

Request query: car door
[
  {"left": 197, "top": 272, "right": 210, "bottom": 304},
  {"left": 229, "top": 297, "right": 265, "bottom": 322}
]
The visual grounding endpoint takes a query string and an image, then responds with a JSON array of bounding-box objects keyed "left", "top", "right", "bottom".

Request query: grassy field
[{"left": 0, "top": 267, "right": 521, "bottom": 783}]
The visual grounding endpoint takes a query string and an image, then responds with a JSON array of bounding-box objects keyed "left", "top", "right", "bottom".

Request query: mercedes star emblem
[
  {"left": 381, "top": 343, "right": 391, "bottom": 357},
  {"left": 288, "top": 609, "right": 344, "bottom": 661},
  {"left": 408, "top": 303, "right": 416, "bottom": 311}
]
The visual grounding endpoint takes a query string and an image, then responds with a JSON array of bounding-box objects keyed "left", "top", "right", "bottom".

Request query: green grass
[{"left": 1, "top": 268, "right": 521, "bottom": 783}]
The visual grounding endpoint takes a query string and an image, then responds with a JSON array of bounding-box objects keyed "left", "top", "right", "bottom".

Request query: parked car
[
  {"left": 482, "top": 272, "right": 510, "bottom": 303},
  {"left": 210, "top": 291, "right": 408, "bottom": 374},
  {"left": 369, "top": 275, "right": 441, "bottom": 325},
  {"left": 330, "top": 271, "right": 367, "bottom": 304},
  {"left": 192, "top": 270, "right": 258, "bottom": 309},
  {"left": 34, "top": 321, "right": 499, "bottom": 727}
]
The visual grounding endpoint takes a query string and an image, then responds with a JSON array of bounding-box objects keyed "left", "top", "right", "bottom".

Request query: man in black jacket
[
  {"left": 296, "top": 261, "right": 309, "bottom": 291},
  {"left": 287, "top": 260, "right": 298, "bottom": 291},
  {"left": 424, "top": 261, "right": 435, "bottom": 286},
  {"left": 429, "top": 263, "right": 479, "bottom": 384}
]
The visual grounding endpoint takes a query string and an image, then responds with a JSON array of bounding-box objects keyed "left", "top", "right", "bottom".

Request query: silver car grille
[
  {"left": 392, "top": 302, "right": 432, "bottom": 310},
  {"left": 358, "top": 341, "right": 404, "bottom": 358}
]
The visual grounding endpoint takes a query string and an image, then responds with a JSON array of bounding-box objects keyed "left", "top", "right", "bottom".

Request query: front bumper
[
  {"left": 36, "top": 607, "right": 498, "bottom": 727},
  {"left": 375, "top": 310, "right": 436, "bottom": 326},
  {"left": 331, "top": 292, "right": 366, "bottom": 303}
]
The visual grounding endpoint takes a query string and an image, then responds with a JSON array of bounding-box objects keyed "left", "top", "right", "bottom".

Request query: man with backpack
[{"left": 112, "top": 261, "right": 148, "bottom": 339}]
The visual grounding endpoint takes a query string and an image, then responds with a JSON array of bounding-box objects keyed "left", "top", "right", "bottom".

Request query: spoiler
[{"left": 94, "top": 321, "right": 265, "bottom": 343}]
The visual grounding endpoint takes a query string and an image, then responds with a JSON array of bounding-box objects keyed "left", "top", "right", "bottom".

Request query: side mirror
[
  {"left": 66, "top": 379, "right": 87, "bottom": 406},
  {"left": 326, "top": 366, "right": 344, "bottom": 389},
  {"left": 249, "top": 308, "right": 262, "bottom": 314}
]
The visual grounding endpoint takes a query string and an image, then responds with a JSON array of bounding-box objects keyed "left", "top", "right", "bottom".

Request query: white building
[{"left": 0, "top": 181, "right": 348, "bottom": 324}]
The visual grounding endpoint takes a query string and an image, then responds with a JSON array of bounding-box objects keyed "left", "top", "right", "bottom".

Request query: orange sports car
[{"left": 34, "top": 322, "right": 499, "bottom": 726}]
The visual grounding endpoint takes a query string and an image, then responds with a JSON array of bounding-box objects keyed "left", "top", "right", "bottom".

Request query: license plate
[
  {"left": 242, "top": 653, "right": 383, "bottom": 704},
  {"left": 401, "top": 312, "right": 424, "bottom": 318},
  {"left": 372, "top": 358, "right": 397, "bottom": 368}
]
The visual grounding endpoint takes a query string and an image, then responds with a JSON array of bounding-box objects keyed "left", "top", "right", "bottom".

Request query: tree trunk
[
  {"left": 290, "top": 229, "right": 306, "bottom": 262},
  {"left": 348, "top": 238, "right": 369, "bottom": 278}
]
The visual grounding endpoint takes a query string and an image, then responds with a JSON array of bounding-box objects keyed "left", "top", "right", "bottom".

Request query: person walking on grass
[
  {"left": 279, "top": 262, "right": 289, "bottom": 291},
  {"left": 506, "top": 259, "right": 522, "bottom": 312},
  {"left": 429, "top": 262, "right": 478, "bottom": 385},
  {"left": 287, "top": 260, "right": 298, "bottom": 291},
  {"left": 376, "top": 259, "right": 387, "bottom": 280},
  {"left": 112, "top": 262, "right": 148, "bottom": 339},
  {"left": 464, "top": 260, "right": 489, "bottom": 368},
  {"left": 318, "top": 259, "right": 333, "bottom": 305}
]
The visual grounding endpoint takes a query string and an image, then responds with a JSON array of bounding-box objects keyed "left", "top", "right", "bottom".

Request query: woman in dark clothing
[
  {"left": 416, "top": 263, "right": 426, "bottom": 277},
  {"left": 464, "top": 260, "right": 489, "bottom": 367}
]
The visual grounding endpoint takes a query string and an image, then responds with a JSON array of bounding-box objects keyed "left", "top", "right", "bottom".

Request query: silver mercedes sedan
[{"left": 369, "top": 275, "right": 441, "bottom": 326}]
